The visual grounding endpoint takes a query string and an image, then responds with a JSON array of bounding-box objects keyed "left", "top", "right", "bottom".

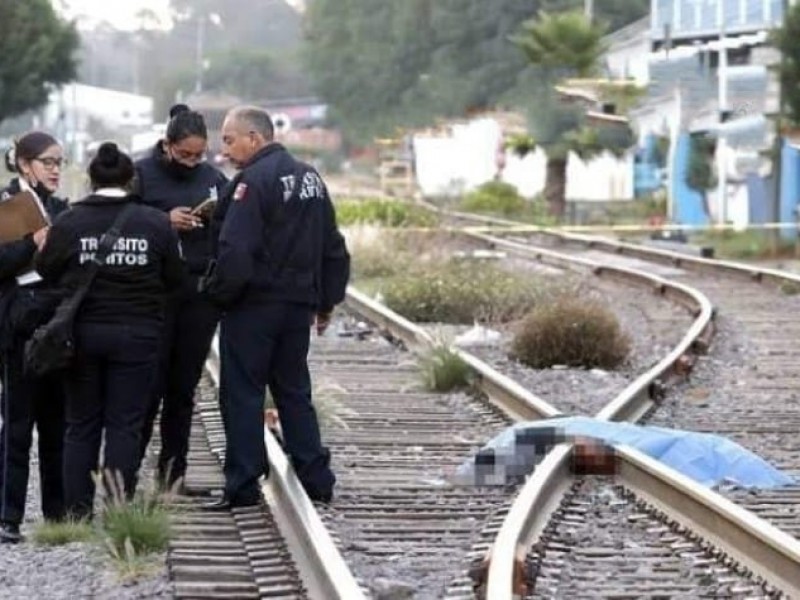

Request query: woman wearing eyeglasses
[
  {"left": 135, "top": 104, "right": 228, "bottom": 493},
  {"left": 0, "top": 131, "right": 68, "bottom": 543}
]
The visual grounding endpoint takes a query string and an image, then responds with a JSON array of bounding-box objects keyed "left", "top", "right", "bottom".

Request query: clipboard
[{"left": 0, "top": 190, "right": 49, "bottom": 243}]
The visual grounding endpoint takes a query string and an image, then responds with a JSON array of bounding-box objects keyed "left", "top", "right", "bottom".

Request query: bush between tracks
[
  {"left": 459, "top": 181, "right": 554, "bottom": 224},
  {"left": 511, "top": 297, "right": 630, "bottom": 369},
  {"left": 461, "top": 181, "right": 525, "bottom": 217},
  {"left": 382, "top": 261, "right": 541, "bottom": 324},
  {"left": 418, "top": 344, "right": 472, "bottom": 392},
  {"left": 335, "top": 198, "right": 437, "bottom": 227},
  {"left": 344, "top": 225, "right": 412, "bottom": 279},
  {"left": 345, "top": 227, "right": 458, "bottom": 282}
]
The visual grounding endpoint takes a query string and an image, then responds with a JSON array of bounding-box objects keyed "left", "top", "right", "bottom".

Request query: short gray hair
[{"left": 228, "top": 105, "right": 274, "bottom": 140}]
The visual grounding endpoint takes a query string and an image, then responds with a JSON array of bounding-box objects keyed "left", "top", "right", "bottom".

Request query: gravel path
[
  {"left": 452, "top": 273, "right": 692, "bottom": 417},
  {"left": 310, "top": 325, "right": 516, "bottom": 599},
  {"left": 0, "top": 428, "right": 172, "bottom": 599},
  {"left": 528, "top": 478, "right": 763, "bottom": 599}
]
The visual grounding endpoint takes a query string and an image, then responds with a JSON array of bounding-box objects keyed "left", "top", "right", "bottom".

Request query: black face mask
[
  {"left": 163, "top": 156, "right": 200, "bottom": 180},
  {"left": 33, "top": 181, "right": 52, "bottom": 199},
  {"left": 22, "top": 178, "right": 52, "bottom": 200}
]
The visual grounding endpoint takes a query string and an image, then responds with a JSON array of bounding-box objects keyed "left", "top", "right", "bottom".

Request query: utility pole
[
  {"left": 716, "top": 0, "right": 729, "bottom": 225},
  {"left": 585, "top": 0, "right": 594, "bottom": 21}
]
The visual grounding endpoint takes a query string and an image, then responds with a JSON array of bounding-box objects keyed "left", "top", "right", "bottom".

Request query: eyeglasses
[{"left": 34, "top": 157, "right": 66, "bottom": 170}]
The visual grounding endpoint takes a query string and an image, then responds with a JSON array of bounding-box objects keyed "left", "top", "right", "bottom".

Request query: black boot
[{"left": 0, "top": 522, "right": 23, "bottom": 544}]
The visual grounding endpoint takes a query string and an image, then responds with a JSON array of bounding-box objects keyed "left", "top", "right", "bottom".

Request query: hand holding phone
[{"left": 191, "top": 198, "right": 217, "bottom": 219}]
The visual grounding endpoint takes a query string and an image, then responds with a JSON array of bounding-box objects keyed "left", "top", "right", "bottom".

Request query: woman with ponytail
[
  {"left": 0, "top": 131, "right": 68, "bottom": 543},
  {"left": 134, "top": 104, "right": 227, "bottom": 492},
  {"left": 36, "top": 142, "right": 184, "bottom": 519}
]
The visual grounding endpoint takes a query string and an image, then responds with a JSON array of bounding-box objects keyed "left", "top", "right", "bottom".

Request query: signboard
[{"left": 652, "top": 0, "right": 784, "bottom": 40}]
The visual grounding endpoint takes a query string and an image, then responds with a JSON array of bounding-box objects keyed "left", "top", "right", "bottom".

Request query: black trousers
[
  {"left": 140, "top": 279, "right": 219, "bottom": 485},
  {"left": 64, "top": 322, "right": 160, "bottom": 519},
  {"left": 0, "top": 341, "right": 65, "bottom": 525},
  {"left": 220, "top": 302, "right": 335, "bottom": 504}
]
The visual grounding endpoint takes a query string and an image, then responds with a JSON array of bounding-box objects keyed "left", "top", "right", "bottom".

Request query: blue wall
[
  {"left": 747, "top": 172, "right": 773, "bottom": 225},
  {"left": 671, "top": 135, "right": 800, "bottom": 234},
  {"left": 780, "top": 141, "right": 800, "bottom": 240},
  {"left": 671, "top": 132, "right": 710, "bottom": 226}
]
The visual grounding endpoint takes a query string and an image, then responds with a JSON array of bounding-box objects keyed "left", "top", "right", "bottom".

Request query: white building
[
  {"left": 413, "top": 116, "right": 634, "bottom": 201},
  {"left": 41, "top": 83, "right": 154, "bottom": 162},
  {"left": 604, "top": 17, "right": 651, "bottom": 85}
]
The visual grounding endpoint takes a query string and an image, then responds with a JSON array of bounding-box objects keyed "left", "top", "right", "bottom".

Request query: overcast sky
[
  {"left": 56, "top": 0, "right": 305, "bottom": 30},
  {"left": 56, "top": 0, "right": 172, "bottom": 30}
]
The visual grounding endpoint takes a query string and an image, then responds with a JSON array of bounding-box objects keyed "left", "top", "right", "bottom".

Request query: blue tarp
[{"left": 454, "top": 416, "right": 794, "bottom": 489}]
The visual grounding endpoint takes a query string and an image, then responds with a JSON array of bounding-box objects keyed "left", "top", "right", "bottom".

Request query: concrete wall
[{"left": 413, "top": 116, "right": 634, "bottom": 201}]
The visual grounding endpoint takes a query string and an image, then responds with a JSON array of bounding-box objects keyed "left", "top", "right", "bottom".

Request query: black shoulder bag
[{"left": 25, "top": 204, "right": 135, "bottom": 376}]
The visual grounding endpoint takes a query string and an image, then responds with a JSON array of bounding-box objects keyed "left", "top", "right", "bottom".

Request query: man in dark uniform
[{"left": 205, "top": 106, "right": 349, "bottom": 508}]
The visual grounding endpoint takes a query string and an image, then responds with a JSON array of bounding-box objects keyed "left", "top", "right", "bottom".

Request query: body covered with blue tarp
[{"left": 453, "top": 416, "right": 794, "bottom": 489}]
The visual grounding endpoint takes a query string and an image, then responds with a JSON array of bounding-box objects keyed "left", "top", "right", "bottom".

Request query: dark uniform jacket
[
  {"left": 0, "top": 179, "right": 68, "bottom": 351},
  {"left": 35, "top": 193, "right": 184, "bottom": 325},
  {"left": 208, "top": 143, "right": 349, "bottom": 311},
  {"left": 135, "top": 142, "right": 228, "bottom": 275}
]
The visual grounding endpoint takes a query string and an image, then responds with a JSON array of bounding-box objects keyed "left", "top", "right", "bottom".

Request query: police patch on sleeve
[{"left": 233, "top": 182, "right": 248, "bottom": 201}]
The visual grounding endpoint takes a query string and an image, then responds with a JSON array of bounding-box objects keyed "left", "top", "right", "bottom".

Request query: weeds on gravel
[
  {"left": 344, "top": 226, "right": 455, "bottom": 282},
  {"left": 460, "top": 181, "right": 526, "bottom": 217},
  {"left": 32, "top": 471, "right": 172, "bottom": 581},
  {"left": 511, "top": 296, "right": 630, "bottom": 369},
  {"left": 419, "top": 343, "right": 472, "bottom": 392},
  {"left": 780, "top": 280, "right": 800, "bottom": 295},
  {"left": 694, "top": 230, "right": 795, "bottom": 259},
  {"left": 459, "top": 181, "right": 556, "bottom": 225},
  {"left": 344, "top": 224, "right": 411, "bottom": 280},
  {"left": 382, "top": 261, "right": 541, "bottom": 324},
  {"left": 100, "top": 472, "right": 171, "bottom": 563},
  {"left": 336, "top": 198, "right": 437, "bottom": 227},
  {"left": 105, "top": 538, "right": 163, "bottom": 581},
  {"left": 32, "top": 519, "right": 94, "bottom": 546}
]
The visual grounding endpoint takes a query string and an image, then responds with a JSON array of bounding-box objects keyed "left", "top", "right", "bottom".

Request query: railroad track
[
  {"left": 160, "top": 199, "right": 800, "bottom": 597},
  {"left": 411, "top": 203, "right": 800, "bottom": 596},
  {"left": 144, "top": 380, "right": 311, "bottom": 599},
  {"left": 191, "top": 271, "right": 701, "bottom": 599}
]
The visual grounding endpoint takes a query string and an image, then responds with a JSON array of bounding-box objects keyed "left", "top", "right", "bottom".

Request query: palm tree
[{"left": 510, "top": 11, "right": 636, "bottom": 218}]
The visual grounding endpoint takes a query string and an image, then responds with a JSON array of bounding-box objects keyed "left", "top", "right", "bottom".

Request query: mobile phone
[{"left": 191, "top": 198, "right": 217, "bottom": 218}]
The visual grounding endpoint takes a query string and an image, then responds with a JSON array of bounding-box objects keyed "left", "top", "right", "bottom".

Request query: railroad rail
[
  {"left": 169, "top": 197, "right": 800, "bottom": 597},
  {"left": 193, "top": 236, "right": 800, "bottom": 598},
  {"left": 413, "top": 202, "right": 800, "bottom": 596}
]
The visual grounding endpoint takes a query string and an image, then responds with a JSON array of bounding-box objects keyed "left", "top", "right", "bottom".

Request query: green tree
[
  {"left": 512, "top": 10, "right": 607, "bottom": 77},
  {"left": 0, "top": 0, "right": 79, "bottom": 125},
  {"left": 305, "top": 0, "right": 542, "bottom": 141},
  {"left": 510, "top": 11, "right": 635, "bottom": 217},
  {"left": 303, "top": 0, "right": 649, "bottom": 142},
  {"left": 685, "top": 134, "right": 717, "bottom": 220},
  {"left": 202, "top": 48, "right": 312, "bottom": 101},
  {"left": 771, "top": 0, "right": 800, "bottom": 128}
]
